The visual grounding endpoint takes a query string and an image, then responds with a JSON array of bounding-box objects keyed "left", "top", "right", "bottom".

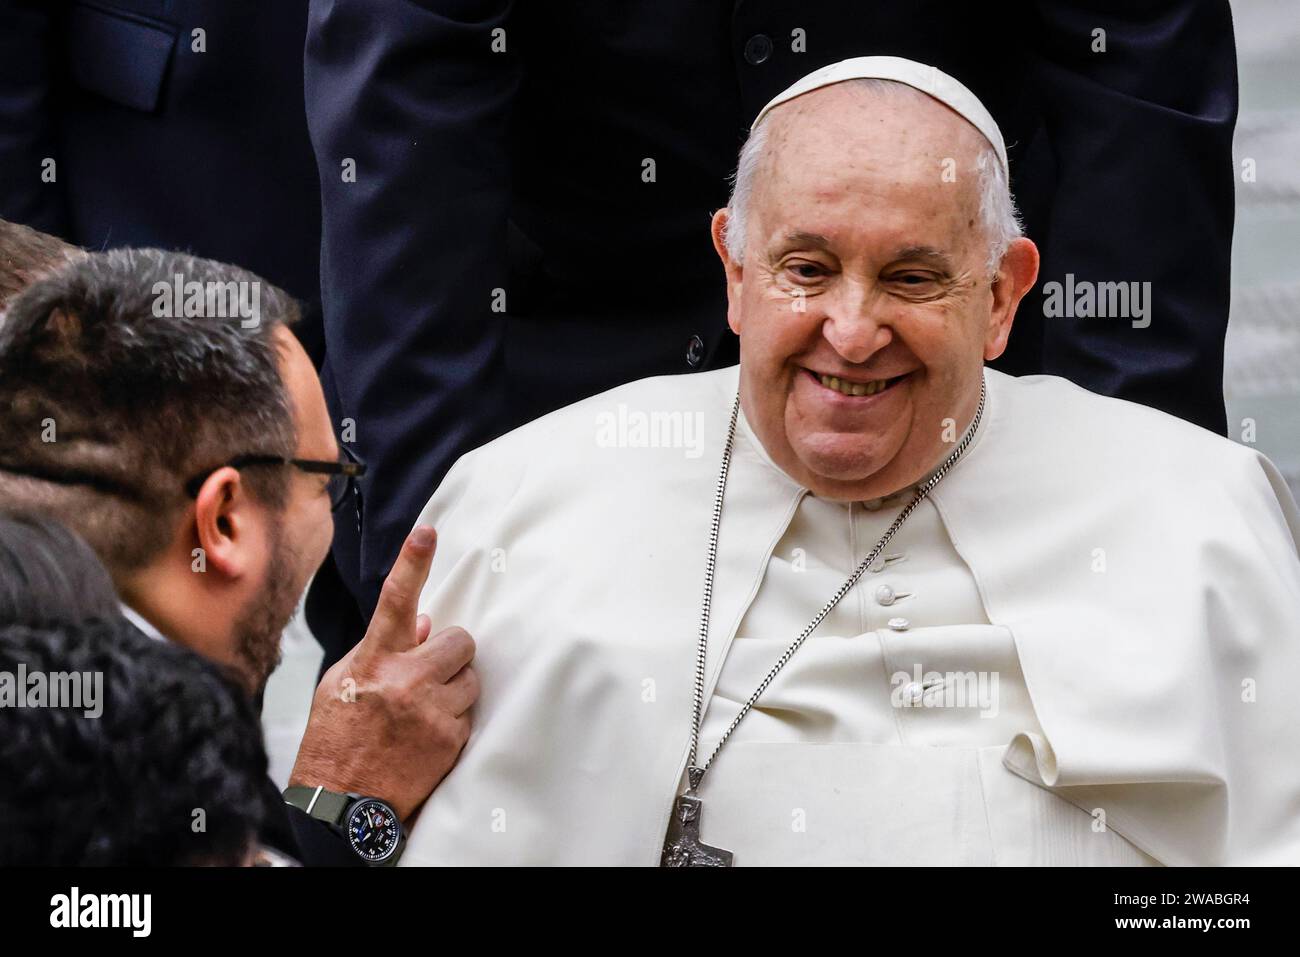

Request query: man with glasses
[{"left": 0, "top": 240, "right": 478, "bottom": 866}]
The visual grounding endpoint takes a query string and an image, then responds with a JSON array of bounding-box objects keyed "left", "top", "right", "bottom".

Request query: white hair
[{"left": 723, "top": 78, "right": 1022, "bottom": 276}]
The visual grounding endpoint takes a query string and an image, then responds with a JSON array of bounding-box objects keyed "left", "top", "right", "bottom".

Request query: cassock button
[
  {"left": 685, "top": 334, "right": 705, "bottom": 368},
  {"left": 875, "top": 585, "right": 896, "bottom": 606},
  {"left": 901, "top": 682, "right": 924, "bottom": 703},
  {"left": 887, "top": 617, "right": 910, "bottom": 632},
  {"left": 743, "top": 34, "right": 773, "bottom": 65}
]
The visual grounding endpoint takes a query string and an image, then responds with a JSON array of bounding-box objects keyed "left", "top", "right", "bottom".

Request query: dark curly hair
[{"left": 0, "top": 616, "right": 268, "bottom": 866}]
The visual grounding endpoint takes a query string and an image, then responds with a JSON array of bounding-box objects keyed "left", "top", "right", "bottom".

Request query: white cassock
[{"left": 401, "top": 365, "right": 1300, "bottom": 866}]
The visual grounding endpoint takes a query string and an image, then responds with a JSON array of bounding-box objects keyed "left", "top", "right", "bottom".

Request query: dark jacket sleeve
[
  {"left": 1029, "top": 0, "right": 1237, "bottom": 435},
  {"left": 0, "top": 0, "right": 70, "bottom": 234},
  {"left": 305, "top": 0, "right": 519, "bottom": 613},
  {"left": 259, "top": 775, "right": 363, "bottom": 867}
]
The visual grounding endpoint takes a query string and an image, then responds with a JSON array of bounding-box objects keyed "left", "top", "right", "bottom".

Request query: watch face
[{"left": 346, "top": 798, "right": 401, "bottom": 864}]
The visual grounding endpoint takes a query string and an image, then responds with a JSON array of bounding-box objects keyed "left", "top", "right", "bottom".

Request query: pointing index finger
[{"left": 364, "top": 525, "right": 438, "bottom": 653}]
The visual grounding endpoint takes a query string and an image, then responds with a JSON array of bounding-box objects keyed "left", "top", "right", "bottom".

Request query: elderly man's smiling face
[{"left": 712, "top": 82, "right": 1038, "bottom": 500}]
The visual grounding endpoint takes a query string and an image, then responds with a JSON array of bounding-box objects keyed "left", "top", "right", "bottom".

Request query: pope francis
[{"left": 401, "top": 58, "right": 1300, "bottom": 866}]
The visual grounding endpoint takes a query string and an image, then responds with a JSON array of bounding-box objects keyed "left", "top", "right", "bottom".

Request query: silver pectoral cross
[{"left": 660, "top": 767, "right": 733, "bottom": 867}]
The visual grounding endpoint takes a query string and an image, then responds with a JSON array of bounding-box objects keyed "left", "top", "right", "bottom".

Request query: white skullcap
[{"left": 750, "top": 55, "right": 1008, "bottom": 176}]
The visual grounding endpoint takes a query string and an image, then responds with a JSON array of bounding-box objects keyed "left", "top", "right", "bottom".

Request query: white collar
[{"left": 119, "top": 602, "right": 167, "bottom": 643}]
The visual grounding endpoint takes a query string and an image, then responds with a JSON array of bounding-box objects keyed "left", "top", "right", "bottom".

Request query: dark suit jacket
[
  {"left": 0, "top": 0, "right": 325, "bottom": 361},
  {"left": 304, "top": 0, "right": 1237, "bottom": 663}
]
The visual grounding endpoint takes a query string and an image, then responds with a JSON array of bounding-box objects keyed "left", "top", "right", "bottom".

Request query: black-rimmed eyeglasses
[{"left": 184, "top": 446, "right": 366, "bottom": 530}]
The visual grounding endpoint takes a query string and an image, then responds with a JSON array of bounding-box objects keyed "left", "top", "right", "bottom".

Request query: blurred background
[{"left": 1224, "top": 0, "right": 1300, "bottom": 501}]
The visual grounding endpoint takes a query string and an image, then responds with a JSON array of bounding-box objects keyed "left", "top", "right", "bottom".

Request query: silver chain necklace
[{"left": 661, "top": 381, "right": 986, "bottom": 867}]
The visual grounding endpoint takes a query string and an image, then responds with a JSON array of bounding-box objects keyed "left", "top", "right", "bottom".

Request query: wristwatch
[{"left": 283, "top": 785, "right": 406, "bottom": 866}]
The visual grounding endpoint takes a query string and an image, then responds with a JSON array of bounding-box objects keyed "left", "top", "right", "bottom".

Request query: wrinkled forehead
[{"left": 755, "top": 84, "right": 988, "bottom": 250}]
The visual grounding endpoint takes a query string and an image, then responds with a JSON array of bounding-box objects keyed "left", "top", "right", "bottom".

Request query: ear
[
  {"left": 710, "top": 208, "right": 745, "bottom": 336},
  {"left": 192, "top": 467, "right": 258, "bottom": 581},
  {"left": 983, "top": 237, "right": 1040, "bottom": 361}
]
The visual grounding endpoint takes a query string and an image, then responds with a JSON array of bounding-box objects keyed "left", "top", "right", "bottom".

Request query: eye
[
  {"left": 782, "top": 259, "right": 829, "bottom": 283},
  {"left": 890, "top": 272, "right": 938, "bottom": 286}
]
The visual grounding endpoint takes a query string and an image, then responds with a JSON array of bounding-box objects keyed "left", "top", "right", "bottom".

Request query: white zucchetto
[{"left": 751, "top": 55, "right": 1009, "bottom": 176}]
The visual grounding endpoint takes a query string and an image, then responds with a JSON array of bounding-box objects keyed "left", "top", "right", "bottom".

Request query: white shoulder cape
[{"left": 403, "top": 366, "right": 1300, "bottom": 865}]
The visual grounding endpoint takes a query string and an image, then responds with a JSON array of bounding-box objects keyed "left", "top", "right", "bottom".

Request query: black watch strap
[{"left": 283, "top": 785, "right": 353, "bottom": 827}]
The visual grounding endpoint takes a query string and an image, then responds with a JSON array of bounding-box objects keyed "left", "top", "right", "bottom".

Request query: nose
[{"left": 820, "top": 280, "right": 892, "bottom": 364}]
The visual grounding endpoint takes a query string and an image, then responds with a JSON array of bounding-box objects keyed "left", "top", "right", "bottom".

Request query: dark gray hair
[{"left": 0, "top": 248, "right": 299, "bottom": 575}]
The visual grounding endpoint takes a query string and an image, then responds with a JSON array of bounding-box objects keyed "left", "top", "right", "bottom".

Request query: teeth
[{"left": 818, "top": 373, "right": 891, "bottom": 397}]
